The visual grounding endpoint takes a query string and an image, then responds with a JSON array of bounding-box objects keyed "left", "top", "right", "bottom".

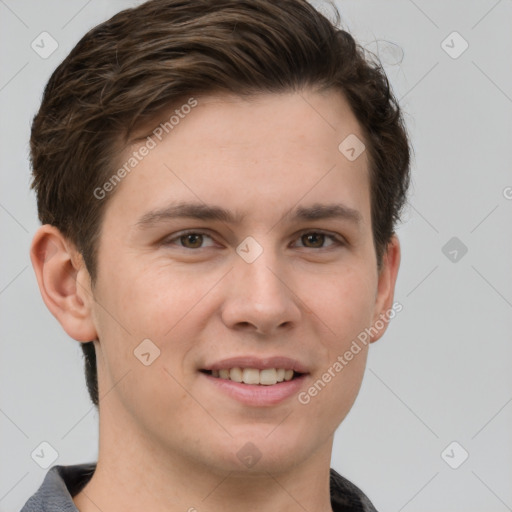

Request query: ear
[
  {"left": 369, "top": 235, "right": 401, "bottom": 343},
  {"left": 30, "top": 224, "right": 98, "bottom": 342}
]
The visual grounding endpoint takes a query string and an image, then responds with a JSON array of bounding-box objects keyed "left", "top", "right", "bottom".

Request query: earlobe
[
  {"left": 369, "top": 235, "right": 401, "bottom": 343},
  {"left": 30, "top": 225, "right": 98, "bottom": 342}
]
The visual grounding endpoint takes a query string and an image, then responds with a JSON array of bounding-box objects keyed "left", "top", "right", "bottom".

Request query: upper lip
[{"left": 202, "top": 356, "right": 309, "bottom": 374}]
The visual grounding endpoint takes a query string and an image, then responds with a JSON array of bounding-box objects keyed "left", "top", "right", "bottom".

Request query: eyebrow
[{"left": 134, "top": 201, "right": 362, "bottom": 230}]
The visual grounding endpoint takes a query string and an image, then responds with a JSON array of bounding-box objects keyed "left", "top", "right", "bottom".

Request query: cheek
[
  {"left": 99, "top": 258, "right": 199, "bottom": 335},
  {"left": 306, "top": 264, "right": 377, "bottom": 341},
  {"left": 298, "top": 266, "right": 375, "bottom": 411}
]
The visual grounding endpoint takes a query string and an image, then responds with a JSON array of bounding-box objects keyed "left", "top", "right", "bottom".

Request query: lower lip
[{"left": 200, "top": 372, "right": 308, "bottom": 406}]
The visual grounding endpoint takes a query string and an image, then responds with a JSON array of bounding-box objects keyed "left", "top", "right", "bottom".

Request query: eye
[
  {"left": 163, "top": 230, "right": 216, "bottom": 249},
  {"left": 292, "top": 231, "right": 344, "bottom": 250},
  {"left": 162, "top": 229, "right": 344, "bottom": 250}
]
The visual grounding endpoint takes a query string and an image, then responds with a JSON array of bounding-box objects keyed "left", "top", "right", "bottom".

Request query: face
[{"left": 71, "top": 90, "right": 398, "bottom": 474}]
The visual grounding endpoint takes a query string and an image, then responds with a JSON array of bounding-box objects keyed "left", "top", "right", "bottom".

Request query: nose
[{"left": 220, "top": 245, "right": 302, "bottom": 336}]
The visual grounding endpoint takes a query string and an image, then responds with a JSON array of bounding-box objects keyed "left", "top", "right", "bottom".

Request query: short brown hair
[{"left": 30, "top": 0, "right": 411, "bottom": 407}]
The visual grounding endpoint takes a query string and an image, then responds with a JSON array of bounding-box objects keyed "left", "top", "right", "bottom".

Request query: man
[{"left": 23, "top": 0, "right": 411, "bottom": 510}]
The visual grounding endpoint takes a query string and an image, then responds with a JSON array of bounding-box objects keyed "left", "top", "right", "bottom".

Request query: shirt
[{"left": 20, "top": 463, "right": 378, "bottom": 512}]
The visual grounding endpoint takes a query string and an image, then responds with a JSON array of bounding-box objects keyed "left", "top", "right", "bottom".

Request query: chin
[{"left": 203, "top": 425, "right": 317, "bottom": 474}]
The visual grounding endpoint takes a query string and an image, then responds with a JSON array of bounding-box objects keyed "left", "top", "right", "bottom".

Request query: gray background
[{"left": 1, "top": 1, "right": 511, "bottom": 511}]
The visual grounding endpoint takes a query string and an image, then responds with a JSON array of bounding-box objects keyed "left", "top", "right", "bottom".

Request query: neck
[{"left": 73, "top": 406, "right": 335, "bottom": 512}]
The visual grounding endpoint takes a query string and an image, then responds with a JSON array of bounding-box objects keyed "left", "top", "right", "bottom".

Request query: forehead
[{"left": 102, "top": 90, "right": 370, "bottom": 232}]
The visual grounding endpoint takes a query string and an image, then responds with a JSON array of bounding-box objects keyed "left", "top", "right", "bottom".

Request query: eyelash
[{"left": 162, "top": 229, "right": 345, "bottom": 250}]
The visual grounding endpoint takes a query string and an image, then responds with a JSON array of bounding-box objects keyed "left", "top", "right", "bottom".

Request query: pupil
[
  {"left": 304, "top": 233, "right": 323, "bottom": 248},
  {"left": 182, "top": 234, "right": 202, "bottom": 248}
]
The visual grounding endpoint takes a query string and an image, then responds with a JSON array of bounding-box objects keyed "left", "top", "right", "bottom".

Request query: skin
[{"left": 30, "top": 89, "right": 400, "bottom": 512}]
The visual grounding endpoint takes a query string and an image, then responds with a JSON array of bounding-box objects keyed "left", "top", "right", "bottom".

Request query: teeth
[
  {"left": 259, "top": 368, "right": 277, "bottom": 385},
  {"left": 230, "top": 367, "right": 243, "bottom": 383},
  {"left": 210, "top": 367, "right": 299, "bottom": 385},
  {"left": 242, "top": 368, "right": 260, "bottom": 385}
]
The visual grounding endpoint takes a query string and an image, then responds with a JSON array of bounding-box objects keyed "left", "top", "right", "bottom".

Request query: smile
[{"left": 201, "top": 367, "right": 302, "bottom": 385}]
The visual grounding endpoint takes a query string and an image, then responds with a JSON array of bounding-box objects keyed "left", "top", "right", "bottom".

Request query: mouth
[
  {"left": 199, "top": 368, "right": 305, "bottom": 386},
  {"left": 198, "top": 356, "right": 310, "bottom": 405}
]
